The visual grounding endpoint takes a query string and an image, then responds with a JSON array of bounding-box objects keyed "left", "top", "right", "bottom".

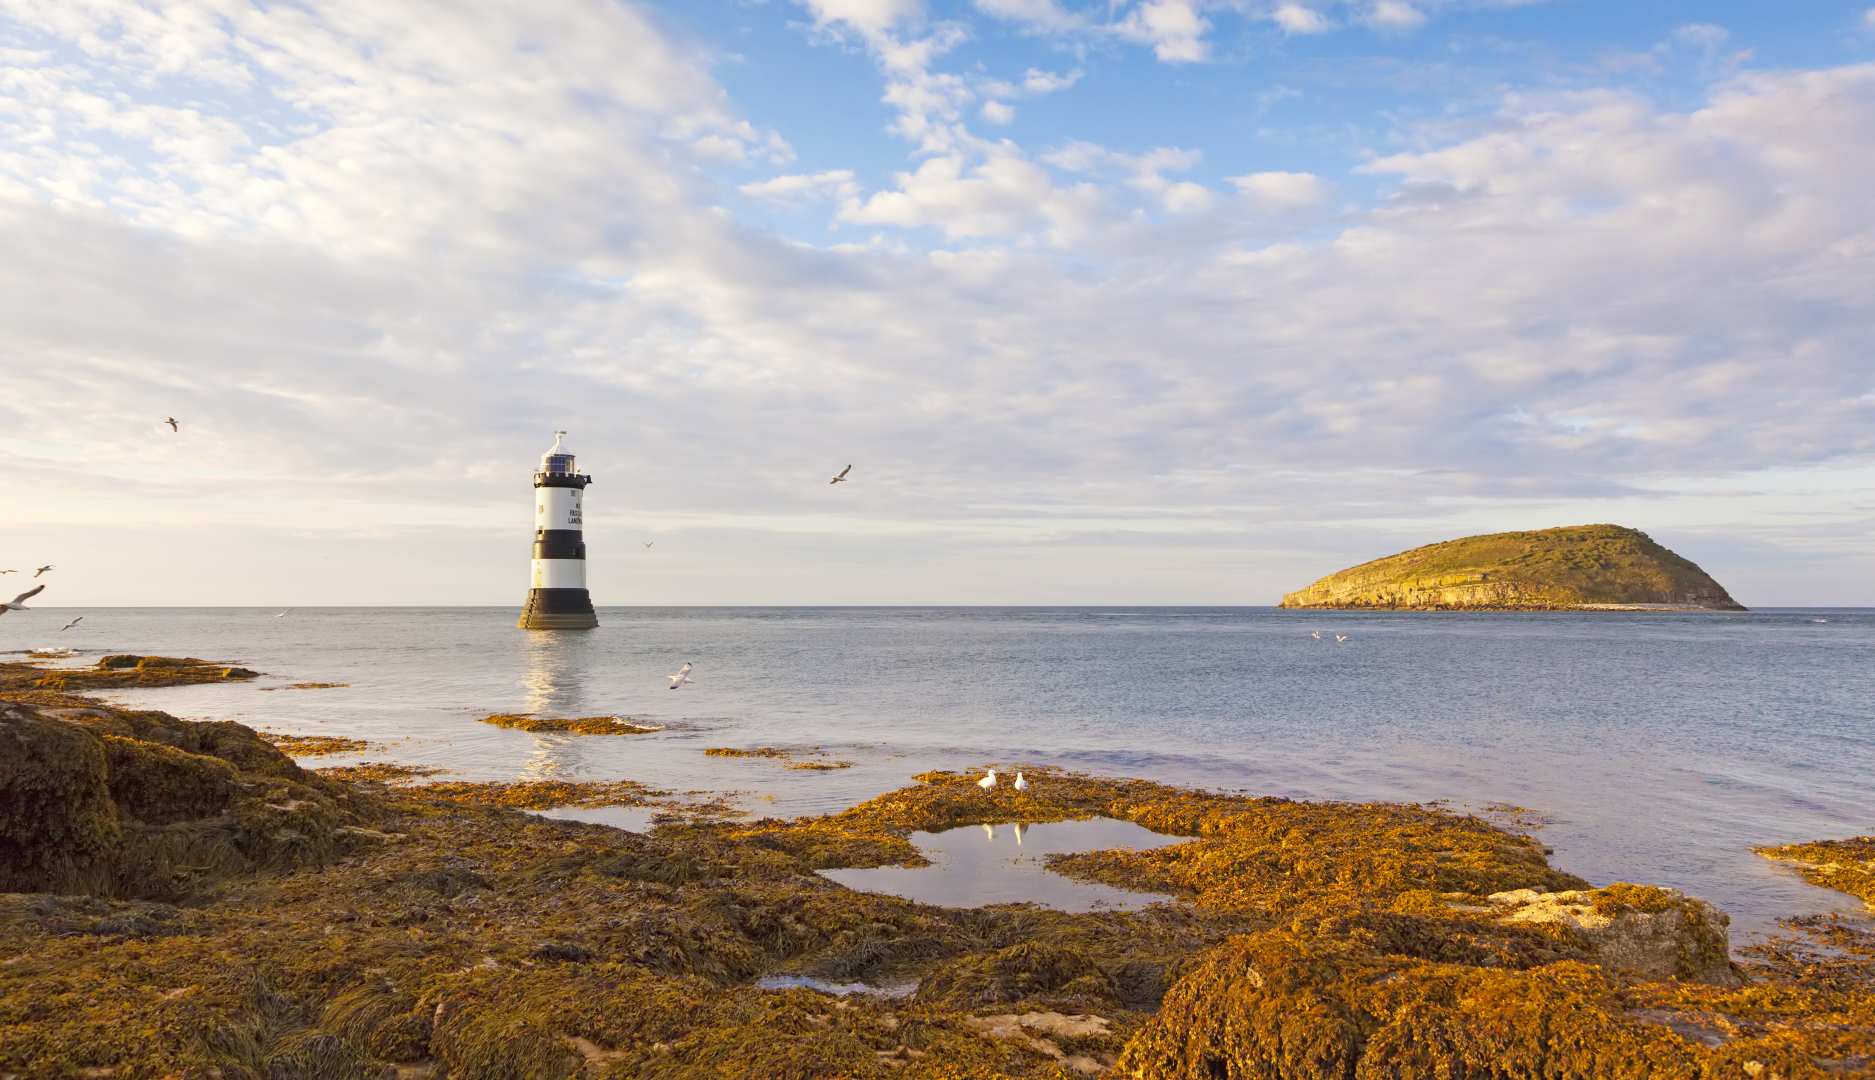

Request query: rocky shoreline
[{"left": 3, "top": 658, "right": 1872, "bottom": 1077}]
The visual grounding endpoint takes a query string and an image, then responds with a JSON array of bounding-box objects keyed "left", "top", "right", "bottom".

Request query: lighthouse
[{"left": 517, "top": 431, "right": 598, "bottom": 630}]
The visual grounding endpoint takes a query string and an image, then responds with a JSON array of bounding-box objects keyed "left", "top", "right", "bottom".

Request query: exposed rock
[
  {"left": 1482, "top": 884, "right": 1740, "bottom": 984},
  {"left": 1279, "top": 524, "right": 1745, "bottom": 610}
]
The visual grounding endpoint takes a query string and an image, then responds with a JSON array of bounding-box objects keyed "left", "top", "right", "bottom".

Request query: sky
[{"left": 1, "top": 0, "right": 1872, "bottom": 607}]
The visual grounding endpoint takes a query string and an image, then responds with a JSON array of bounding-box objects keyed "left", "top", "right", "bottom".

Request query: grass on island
[
  {"left": 2, "top": 660, "right": 1872, "bottom": 1078},
  {"left": 705, "top": 745, "right": 854, "bottom": 770},
  {"left": 480, "top": 712, "right": 660, "bottom": 736},
  {"left": 1280, "top": 523, "right": 1744, "bottom": 610}
]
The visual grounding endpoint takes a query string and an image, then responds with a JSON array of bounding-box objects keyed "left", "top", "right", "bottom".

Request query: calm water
[
  {"left": 7, "top": 606, "right": 1872, "bottom": 939},
  {"left": 822, "top": 818, "right": 1184, "bottom": 912}
]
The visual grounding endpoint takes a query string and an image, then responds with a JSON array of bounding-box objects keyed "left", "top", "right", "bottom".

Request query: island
[{"left": 1279, "top": 524, "right": 1745, "bottom": 611}]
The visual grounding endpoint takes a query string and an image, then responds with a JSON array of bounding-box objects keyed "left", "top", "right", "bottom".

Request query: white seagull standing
[
  {"left": 2, "top": 584, "right": 45, "bottom": 615},
  {"left": 977, "top": 768, "right": 997, "bottom": 790},
  {"left": 668, "top": 662, "right": 694, "bottom": 690},
  {"left": 829, "top": 464, "right": 852, "bottom": 485},
  {"left": 1013, "top": 771, "right": 1030, "bottom": 793},
  {"left": 59, "top": 616, "right": 83, "bottom": 632},
  {"left": 1310, "top": 630, "right": 1321, "bottom": 640},
  {"left": 1335, "top": 634, "right": 1350, "bottom": 644}
]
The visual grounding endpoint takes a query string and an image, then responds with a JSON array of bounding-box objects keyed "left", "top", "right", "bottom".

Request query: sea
[{"left": 8, "top": 606, "right": 1872, "bottom": 941}]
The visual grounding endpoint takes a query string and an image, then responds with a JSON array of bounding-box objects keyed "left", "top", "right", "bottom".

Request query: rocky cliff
[{"left": 1279, "top": 524, "right": 1744, "bottom": 611}]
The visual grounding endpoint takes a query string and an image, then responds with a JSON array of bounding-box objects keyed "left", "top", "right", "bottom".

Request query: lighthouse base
[{"left": 518, "top": 588, "right": 598, "bottom": 630}]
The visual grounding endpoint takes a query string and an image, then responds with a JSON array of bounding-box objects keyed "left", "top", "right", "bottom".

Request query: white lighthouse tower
[{"left": 517, "top": 431, "right": 598, "bottom": 630}]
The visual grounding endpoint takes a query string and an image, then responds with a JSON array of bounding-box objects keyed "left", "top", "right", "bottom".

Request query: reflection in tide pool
[{"left": 820, "top": 818, "right": 1184, "bottom": 912}]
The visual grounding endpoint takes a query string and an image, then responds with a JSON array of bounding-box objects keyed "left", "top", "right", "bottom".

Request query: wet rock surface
[{"left": 1, "top": 668, "right": 1871, "bottom": 1077}]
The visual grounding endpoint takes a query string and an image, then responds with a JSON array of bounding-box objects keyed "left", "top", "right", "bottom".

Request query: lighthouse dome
[{"left": 540, "top": 430, "right": 577, "bottom": 476}]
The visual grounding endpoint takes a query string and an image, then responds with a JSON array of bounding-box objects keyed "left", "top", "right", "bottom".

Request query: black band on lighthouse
[
  {"left": 522, "top": 588, "right": 596, "bottom": 615},
  {"left": 533, "top": 530, "right": 587, "bottom": 560}
]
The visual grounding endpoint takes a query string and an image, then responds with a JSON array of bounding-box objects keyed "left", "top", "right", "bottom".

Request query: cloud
[
  {"left": 1271, "top": 3, "right": 1333, "bottom": 34},
  {"left": 740, "top": 170, "right": 862, "bottom": 201},
  {"left": 980, "top": 100, "right": 1016, "bottom": 125},
  {"left": 799, "top": 0, "right": 923, "bottom": 35},
  {"left": 1021, "top": 67, "right": 1083, "bottom": 94},
  {"left": 1115, "top": 0, "right": 1213, "bottom": 62},
  {"left": 1230, "top": 170, "right": 1330, "bottom": 209},
  {"left": 973, "top": 0, "right": 1084, "bottom": 32},
  {"left": 3, "top": 4, "right": 1875, "bottom": 604},
  {"left": 1364, "top": 1, "right": 1427, "bottom": 30}
]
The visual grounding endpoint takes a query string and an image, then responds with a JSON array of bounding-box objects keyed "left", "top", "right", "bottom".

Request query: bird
[
  {"left": 274, "top": 610, "right": 289, "bottom": 618},
  {"left": 164, "top": 416, "right": 179, "bottom": 432},
  {"left": 1013, "top": 772, "right": 1030, "bottom": 793},
  {"left": 1310, "top": 630, "right": 1321, "bottom": 640},
  {"left": 1, "top": 584, "right": 45, "bottom": 615},
  {"left": 1335, "top": 634, "right": 1350, "bottom": 644},
  {"left": 0, "top": 569, "right": 13, "bottom": 574},
  {"left": 829, "top": 464, "right": 852, "bottom": 485},
  {"left": 977, "top": 769, "right": 997, "bottom": 790},
  {"left": 34, "top": 565, "right": 53, "bottom": 577},
  {"left": 59, "top": 616, "right": 83, "bottom": 632},
  {"left": 668, "top": 662, "right": 694, "bottom": 690},
  {"left": 643, "top": 540, "right": 654, "bottom": 549}
]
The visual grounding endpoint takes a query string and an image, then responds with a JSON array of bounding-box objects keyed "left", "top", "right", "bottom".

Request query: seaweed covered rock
[
  {"left": 0, "top": 704, "right": 121, "bottom": 894},
  {"left": 1, "top": 654, "right": 260, "bottom": 692},
  {"left": 0, "top": 701, "right": 366, "bottom": 899},
  {"left": 1758, "top": 836, "right": 1875, "bottom": 909},
  {"left": 1482, "top": 884, "right": 1738, "bottom": 984}
]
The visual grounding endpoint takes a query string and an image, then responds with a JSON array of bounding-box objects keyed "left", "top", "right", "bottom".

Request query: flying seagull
[
  {"left": 1335, "top": 634, "right": 1351, "bottom": 644},
  {"left": 1, "top": 584, "right": 45, "bottom": 615},
  {"left": 0, "top": 569, "right": 14, "bottom": 574},
  {"left": 668, "top": 662, "right": 693, "bottom": 690},
  {"left": 643, "top": 541, "right": 654, "bottom": 549},
  {"left": 59, "top": 616, "right": 83, "bottom": 632},
  {"left": 274, "top": 610, "right": 289, "bottom": 618},
  {"left": 33, "top": 565, "right": 52, "bottom": 577},
  {"left": 164, "top": 416, "right": 179, "bottom": 432},
  {"left": 829, "top": 464, "right": 851, "bottom": 485},
  {"left": 1013, "top": 771, "right": 1030, "bottom": 793},
  {"left": 977, "top": 768, "right": 997, "bottom": 790}
]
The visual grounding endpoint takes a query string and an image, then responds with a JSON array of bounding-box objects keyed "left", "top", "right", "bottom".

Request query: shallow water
[
  {"left": 753, "top": 974, "right": 918, "bottom": 998},
  {"left": 820, "top": 818, "right": 1183, "bottom": 913},
  {"left": 9, "top": 605, "right": 1872, "bottom": 939}
]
